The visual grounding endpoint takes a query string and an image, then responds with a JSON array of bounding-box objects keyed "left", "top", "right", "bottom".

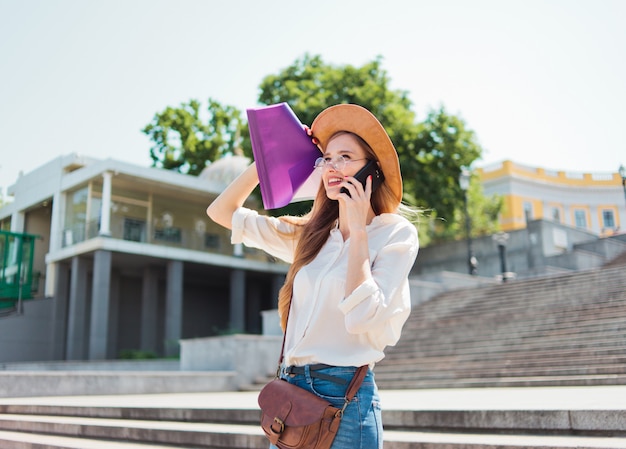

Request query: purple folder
[{"left": 247, "top": 103, "right": 321, "bottom": 209}]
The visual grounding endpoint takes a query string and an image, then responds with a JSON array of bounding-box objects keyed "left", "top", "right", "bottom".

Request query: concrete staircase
[
  {"left": 1, "top": 389, "right": 625, "bottom": 448},
  {"left": 376, "top": 263, "right": 626, "bottom": 389},
  {"left": 2, "top": 255, "right": 625, "bottom": 448}
]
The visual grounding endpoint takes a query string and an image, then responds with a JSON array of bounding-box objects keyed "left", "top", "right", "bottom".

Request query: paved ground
[{"left": 1, "top": 384, "right": 625, "bottom": 410}]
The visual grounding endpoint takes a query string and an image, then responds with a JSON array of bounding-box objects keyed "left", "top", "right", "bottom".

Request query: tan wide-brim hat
[{"left": 310, "top": 104, "right": 402, "bottom": 206}]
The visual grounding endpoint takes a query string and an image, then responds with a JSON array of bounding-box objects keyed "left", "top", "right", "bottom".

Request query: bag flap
[{"left": 258, "top": 379, "right": 337, "bottom": 426}]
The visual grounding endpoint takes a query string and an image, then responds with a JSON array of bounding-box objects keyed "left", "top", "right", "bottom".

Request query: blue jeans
[{"left": 269, "top": 365, "right": 383, "bottom": 449}]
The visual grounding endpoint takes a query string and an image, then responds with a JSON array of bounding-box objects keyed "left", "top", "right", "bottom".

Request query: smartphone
[{"left": 341, "top": 160, "right": 385, "bottom": 196}]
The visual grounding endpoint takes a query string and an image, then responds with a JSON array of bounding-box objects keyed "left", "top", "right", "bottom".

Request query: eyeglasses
[{"left": 314, "top": 156, "right": 368, "bottom": 171}]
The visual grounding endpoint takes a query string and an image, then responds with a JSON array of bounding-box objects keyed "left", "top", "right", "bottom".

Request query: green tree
[
  {"left": 142, "top": 98, "right": 249, "bottom": 176},
  {"left": 258, "top": 54, "right": 416, "bottom": 131},
  {"left": 405, "top": 107, "right": 483, "bottom": 221}
]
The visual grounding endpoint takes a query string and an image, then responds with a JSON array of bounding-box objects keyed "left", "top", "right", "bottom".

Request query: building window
[
  {"left": 523, "top": 202, "right": 533, "bottom": 222},
  {"left": 602, "top": 210, "right": 615, "bottom": 229},
  {"left": 154, "top": 227, "right": 182, "bottom": 243},
  {"left": 552, "top": 208, "right": 561, "bottom": 222},
  {"left": 574, "top": 210, "right": 587, "bottom": 229},
  {"left": 123, "top": 218, "right": 146, "bottom": 242},
  {"left": 204, "top": 233, "right": 221, "bottom": 249}
]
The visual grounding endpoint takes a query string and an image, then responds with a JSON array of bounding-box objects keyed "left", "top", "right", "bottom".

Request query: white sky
[{"left": 1, "top": 0, "right": 625, "bottom": 198}]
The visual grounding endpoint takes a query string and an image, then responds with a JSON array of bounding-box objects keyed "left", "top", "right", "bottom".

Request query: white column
[
  {"left": 10, "top": 211, "right": 25, "bottom": 233},
  {"left": 100, "top": 171, "right": 112, "bottom": 236},
  {"left": 48, "top": 191, "right": 64, "bottom": 252},
  {"left": 45, "top": 191, "right": 65, "bottom": 297}
]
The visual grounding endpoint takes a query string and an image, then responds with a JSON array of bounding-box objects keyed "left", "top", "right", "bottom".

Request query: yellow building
[{"left": 478, "top": 161, "right": 624, "bottom": 237}]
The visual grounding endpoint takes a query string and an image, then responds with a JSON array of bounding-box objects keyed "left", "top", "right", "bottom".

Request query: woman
[{"left": 207, "top": 104, "right": 419, "bottom": 449}]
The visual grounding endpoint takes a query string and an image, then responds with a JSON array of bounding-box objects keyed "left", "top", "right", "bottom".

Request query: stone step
[
  {"left": 412, "top": 312, "right": 626, "bottom": 330},
  {"left": 380, "top": 351, "right": 626, "bottom": 369},
  {"left": 3, "top": 428, "right": 626, "bottom": 449},
  {"left": 378, "top": 363, "right": 626, "bottom": 379},
  {"left": 3, "top": 401, "right": 625, "bottom": 434},
  {"left": 379, "top": 352, "right": 626, "bottom": 369},
  {"left": 1, "top": 408, "right": 626, "bottom": 449},
  {"left": 405, "top": 309, "right": 626, "bottom": 330},
  {"left": 0, "top": 371, "right": 238, "bottom": 398},
  {"left": 2, "top": 387, "right": 625, "bottom": 447},
  {"left": 0, "top": 404, "right": 260, "bottom": 425},
  {"left": 384, "top": 339, "right": 626, "bottom": 360},
  {"left": 0, "top": 430, "right": 201, "bottom": 449},
  {"left": 376, "top": 373, "right": 626, "bottom": 389},
  {"left": 409, "top": 299, "right": 626, "bottom": 321},
  {"left": 410, "top": 273, "right": 626, "bottom": 318},
  {"left": 383, "top": 342, "right": 626, "bottom": 371},
  {"left": 377, "top": 364, "right": 626, "bottom": 381},
  {"left": 0, "top": 414, "right": 265, "bottom": 448},
  {"left": 0, "top": 408, "right": 626, "bottom": 449},
  {"left": 399, "top": 332, "right": 626, "bottom": 351}
]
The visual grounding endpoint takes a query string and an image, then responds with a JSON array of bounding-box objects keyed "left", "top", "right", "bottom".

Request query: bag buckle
[
  {"left": 271, "top": 416, "right": 285, "bottom": 434},
  {"left": 335, "top": 397, "right": 350, "bottom": 418}
]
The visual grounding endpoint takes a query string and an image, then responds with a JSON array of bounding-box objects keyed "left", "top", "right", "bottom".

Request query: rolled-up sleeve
[
  {"left": 338, "top": 223, "right": 418, "bottom": 351},
  {"left": 231, "top": 207, "right": 296, "bottom": 263}
]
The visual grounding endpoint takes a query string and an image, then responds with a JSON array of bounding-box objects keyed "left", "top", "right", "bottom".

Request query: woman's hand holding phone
[{"left": 341, "top": 160, "right": 385, "bottom": 197}]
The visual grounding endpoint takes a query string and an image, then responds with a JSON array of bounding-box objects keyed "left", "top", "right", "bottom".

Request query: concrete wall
[
  {"left": 0, "top": 359, "right": 179, "bottom": 371},
  {"left": 0, "top": 333, "right": 279, "bottom": 397},
  {"left": 413, "top": 219, "right": 624, "bottom": 279},
  {"left": 0, "top": 371, "right": 237, "bottom": 397},
  {"left": 575, "top": 237, "right": 626, "bottom": 260},
  {"left": 180, "top": 334, "right": 282, "bottom": 386},
  {"left": 0, "top": 298, "right": 54, "bottom": 363},
  {"left": 261, "top": 310, "right": 282, "bottom": 336}
]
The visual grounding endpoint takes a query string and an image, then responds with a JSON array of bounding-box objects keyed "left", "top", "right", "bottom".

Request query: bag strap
[{"left": 345, "top": 365, "right": 368, "bottom": 400}]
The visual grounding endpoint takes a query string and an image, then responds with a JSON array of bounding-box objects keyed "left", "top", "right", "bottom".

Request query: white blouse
[{"left": 231, "top": 207, "right": 419, "bottom": 368}]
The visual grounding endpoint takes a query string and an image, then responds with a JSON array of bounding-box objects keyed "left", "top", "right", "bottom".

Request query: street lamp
[
  {"left": 492, "top": 232, "right": 510, "bottom": 282},
  {"left": 459, "top": 168, "right": 477, "bottom": 275}
]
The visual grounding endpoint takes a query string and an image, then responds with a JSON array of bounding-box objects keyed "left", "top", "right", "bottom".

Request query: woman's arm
[
  {"left": 339, "top": 220, "right": 419, "bottom": 350},
  {"left": 206, "top": 163, "right": 259, "bottom": 229},
  {"left": 341, "top": 175, "right": 373, "bottom": 297}
]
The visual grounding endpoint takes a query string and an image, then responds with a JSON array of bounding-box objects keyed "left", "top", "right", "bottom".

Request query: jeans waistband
[{"left": 282, "top": 364, "right": 349, "bottom": 385}]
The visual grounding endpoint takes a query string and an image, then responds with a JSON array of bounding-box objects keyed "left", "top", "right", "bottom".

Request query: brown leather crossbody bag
[
  {"left": 258, "top": 366, "right": 366, "bottom": 448},
  {"left": 257, "top": 304, "right": 367, "bottom": 449}
]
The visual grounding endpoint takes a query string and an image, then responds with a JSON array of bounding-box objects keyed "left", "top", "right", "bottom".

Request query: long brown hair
[{"left": 276, "top": 132, "right": 400, "bottom": 331}]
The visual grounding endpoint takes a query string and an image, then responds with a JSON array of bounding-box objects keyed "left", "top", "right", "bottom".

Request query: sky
[{"left": 1, "top": 0, "right": 625, "bottom": 199}]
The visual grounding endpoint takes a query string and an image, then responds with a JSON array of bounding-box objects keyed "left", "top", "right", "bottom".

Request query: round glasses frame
[{"left": 314, "top": 157, "right": 368, "bottom": 171}]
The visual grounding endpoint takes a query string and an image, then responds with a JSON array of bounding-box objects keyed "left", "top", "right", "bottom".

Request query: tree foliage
[
  {"left": 258, "top": 54, "right": 415, "bottom": 130},
  {"left": 403, "top": 107, "right": 483, "bottom": 221},
  {"left": 142, "top": 99, "right": 249, "bottom": 176}
]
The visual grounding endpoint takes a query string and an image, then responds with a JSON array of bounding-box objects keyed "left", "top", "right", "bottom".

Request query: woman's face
[{"left": 320, "top": 133, "right": 369, "bottom": 200}]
